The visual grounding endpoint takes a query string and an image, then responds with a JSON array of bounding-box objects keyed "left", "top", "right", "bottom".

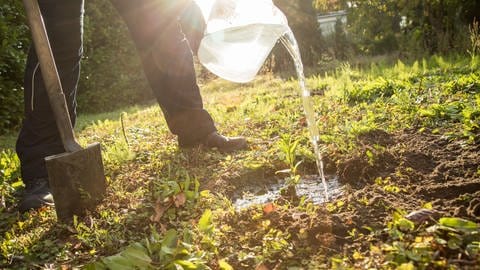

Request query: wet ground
[{"left": 233, "top": 175, "right": 343, "bottom": 209}]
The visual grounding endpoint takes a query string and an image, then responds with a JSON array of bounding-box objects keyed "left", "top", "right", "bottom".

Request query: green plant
[
  {"left": 197, "top": 209, "right": 218, "bottom": 254},
  {"left": 88, "top": 228, "right": 210, "bottom": 270},
  {"left": 375, "top": 177, "right": 402, "bottom": 194},
  {"left": 0, "top": 149, "right": 21, "bottom": 207},
  {"left": 0, "top": 1, "right": 28, "bottom": 134},
  {"left": 152, "top": 169, "right": 200, "bottom": 204},
  {"left": 359, "top": 212, "right": 480, "bottom": 269},
  {"left": 277, "top": 134, "right": 302, "bottom": 186},
  {"left": 72, "top": 215, "right": 111, "bottom": 251},
  {"left": 102, "top": 140, "right": 136, "bottom": 169},
  {"left": 276, "top": 134, "right": 303, "bottom": 201},
  {"left": 261, "top": 228, "right": 291, "bottom": 261}
]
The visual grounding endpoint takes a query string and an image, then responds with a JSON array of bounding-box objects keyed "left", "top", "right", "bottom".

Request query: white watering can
[{"left": 194, "top": 0, "right": 290, "bottom": 83}]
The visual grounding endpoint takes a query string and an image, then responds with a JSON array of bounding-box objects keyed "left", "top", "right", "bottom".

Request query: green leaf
[
  {"left": 102, "top": 254, "right": 136, "bottom": 270},
  {"left": 10, "top": 180, "right": 23, "bottom": 188},
  {"left": 218, "top": 259, "right": 233, "bottom": 270},
  {"left": 161, "top": 245, "right": 177, "bottom": 256},
  {"left": 422, "top": 202, "right": 433, "bottom": 209},
  {"left": 162, "top": 229, "right": 179, "bottom": 249},
  {"left": 439, "top": 217, "right": 478, "bottom": 231},
  {"left": 392, "top": 211, "right": 403, "bottom": 222},
  {"left": 435, "top": 237, "right": 447, "bottom": 245},
  {"left": 174, "top": 260, "right": 198, "bottom": 269},
  {"left": 198, "top": 209, "right": 213, "bottom": 234},
  {"left": 184, "top": 175, "right": 191, "bottom": 191},
  {"left": 396, "top": 218, "right": 415, "bottom": 232},
  {"left": 447, "top": 238, "right": 461, "bottom": 250},
  {"left": 396, "top": 262, "right": 415, "bottom": 270},
  {"left": 99, "top": 242, "right": 152, "bottom": 270},
  {"left": 84, "top": 262, "right": 107, "bottom": 270},
  {"left": 122, "top": 243, "right": 152, "bottom": 267},
  {"left": 405, "top": 249, "right": 423, "bottom": 262},
  {"left": 466, "top": 242, "right": 480, "bottom": 257}
]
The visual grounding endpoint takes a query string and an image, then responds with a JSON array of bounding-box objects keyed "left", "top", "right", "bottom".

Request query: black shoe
[
  {"left": 19, "top": 178, "right": 54, "bottom": 213},
  {"left": 201, "top": 132, "right": 248, "bottom": 152}
]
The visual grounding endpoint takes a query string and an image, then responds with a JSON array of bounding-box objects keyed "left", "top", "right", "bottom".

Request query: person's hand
[{"left": 179, "top": 1, "right": 206, "bottom": 55}]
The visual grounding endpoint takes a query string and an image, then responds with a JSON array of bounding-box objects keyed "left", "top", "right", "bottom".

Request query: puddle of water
[{"left": 233, "top": 175, "right": 342, "bottom": 210}]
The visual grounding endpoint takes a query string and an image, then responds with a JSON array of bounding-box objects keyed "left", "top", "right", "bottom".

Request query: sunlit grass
[{"left": 0, "top": 55, "right": 478, "bottom": 268}]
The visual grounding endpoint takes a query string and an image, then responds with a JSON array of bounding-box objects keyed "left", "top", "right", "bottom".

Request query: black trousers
[{"left": 16, "top": 0, "right": 216, "bottom": 183}]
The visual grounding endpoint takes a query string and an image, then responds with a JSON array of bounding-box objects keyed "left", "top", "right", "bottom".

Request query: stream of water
[{"left": 280, "top": 30, "right": 329, "bottom": 201}]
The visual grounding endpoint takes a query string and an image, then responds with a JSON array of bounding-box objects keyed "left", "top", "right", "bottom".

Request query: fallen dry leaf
[
  {"left": 263, "top": 203, "right": 276, "bottom": 215},
  {"left": 174, "top": 192, "right": 187, "bottom": 208},
  {"left": 255, "top": 263, "right": 269, "bottom": 270},
  {"left": 72, "top": 241, "right": 82, "bottom": 250},
  {"left": 150, "top": 198, "right": 172, "bottom": 223},
  {"left": 298, "top": 116, "right": 307, "bottom": 127}
]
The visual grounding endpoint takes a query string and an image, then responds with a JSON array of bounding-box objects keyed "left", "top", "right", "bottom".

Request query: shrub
[
  {"left": 77, "top": 0, "right": 153, "bottom": 113},
  {"left": 345, "top": 78, "right": 403, "bottom": 104},
  {"left": 0, "top": 0, "right": 154, "bottom": 135},
  {"left": 0, "top": 1, "right": 29, "bottom": 134}
]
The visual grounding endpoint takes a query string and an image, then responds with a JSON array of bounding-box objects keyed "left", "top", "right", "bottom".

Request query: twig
[{"left": 120, "top": 112, "right": 129, "bottom": 146}]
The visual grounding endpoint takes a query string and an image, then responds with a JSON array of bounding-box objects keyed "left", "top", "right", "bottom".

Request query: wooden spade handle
[{"left": 23, "top": 0, "right": 82, "bottom": 152}]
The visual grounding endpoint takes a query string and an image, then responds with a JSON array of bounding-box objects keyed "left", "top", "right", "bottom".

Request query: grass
[
  {"left": 1, "top": 55, "right": 479, "bottom": 269},
  {"left": 0, "top": 104, "right": 149, "bottom": 151}
]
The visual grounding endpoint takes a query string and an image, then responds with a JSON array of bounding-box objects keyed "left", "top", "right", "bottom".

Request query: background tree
[
  {"left": 335, "top": 0, "right": 480, "bottom": 56},
  {"left": 271, "top": 0, "right": 324, "bottom": 71},
  {"left": 334, "top": 17, "right": 348, "bottom": 60},
  {"left": 398, "top": 0, "right": 480, "bottom": 55},
  {"left": 313, "top": 0, "right": 344, "bottom": 13},
  {"left": 343, "top": 0, "right": 401, "bottom": 55}
]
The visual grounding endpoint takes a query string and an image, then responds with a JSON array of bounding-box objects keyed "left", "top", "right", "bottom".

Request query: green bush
[
  {"left": 77, "top": 0, "right": 153, "bottom": 113},
  {"left": 270, "top": 0, "right": 324, "bottom": 71},
  {"left": 0, "top": 1, "right": 29, "bottom": 134},
  {"left": 0, "top": 0, "right": 154, "bottom": 135},
  {"left": 345, "top": 78, "right": 404, "bottom": 104}
]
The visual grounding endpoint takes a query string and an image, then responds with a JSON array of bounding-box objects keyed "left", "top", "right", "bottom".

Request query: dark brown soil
[
  {"left": 331, "top": 129, "right": 480, "bottom": 267},
  {"left": 336, "top": 129, "right": 480, "bottom": 225},
  {"left": 218, "top": 129, "right": 480, "bottom": 268}
]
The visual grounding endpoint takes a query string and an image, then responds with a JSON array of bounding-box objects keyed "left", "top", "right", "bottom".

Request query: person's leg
[
  {"left": 16, "top": 0, "right": 84, "bottom": 211},
  {"left": 110, "top": 0, "right": 247, "bottom": 151},
  {"left": 110, "top": 0, "right": 218, "bottom": 147}
]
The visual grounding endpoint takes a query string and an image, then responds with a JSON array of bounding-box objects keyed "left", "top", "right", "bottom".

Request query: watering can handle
[{"left": 23, "top": 0, "right": 82, "bottom": 153}]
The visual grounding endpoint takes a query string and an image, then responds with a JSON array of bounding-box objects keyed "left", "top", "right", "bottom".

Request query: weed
[
  {"left": 87, "top": 228, "right": 210, "bottom": 270},
  {"left": 0, "top": 150, "right": 21, "bottom": 208},
  {"left": 347, "top": 211, "right": 480, "bottom": 269},
  {"left": 102, "top": 140, "right": 135, "bottom": 169},
  {"left": 277, "top": 134, "right": 302, "bottom": 179}
]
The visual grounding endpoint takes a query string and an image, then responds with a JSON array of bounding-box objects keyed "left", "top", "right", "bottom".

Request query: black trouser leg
[
  {"left": 16, "top": 0, "right": 84, "bottom": 183},
  {"left": 110, "top": 0, "right": 216, "bottom": 146}
]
